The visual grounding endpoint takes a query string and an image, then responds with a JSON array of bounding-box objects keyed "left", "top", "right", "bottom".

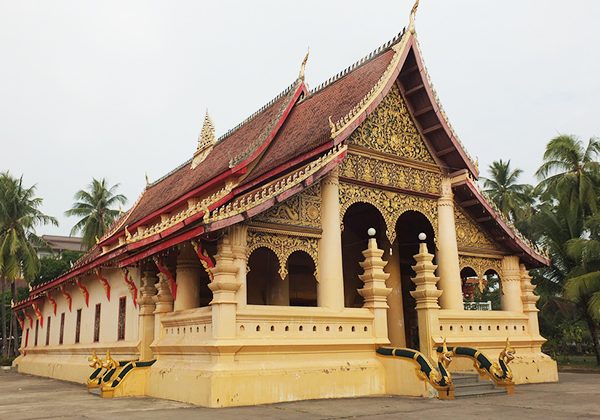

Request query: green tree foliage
[
  {"left": 32, "top": 250, "right": 84, "bottom": 288},
  {"left": 481, "top": 159, "right": 534, "bottom": 222},
  {"left": 65, "top": 178, "right": 127, "bottom": 249},
  {"left": 0, "top": 172, "right": 57, "bottom": 357}
]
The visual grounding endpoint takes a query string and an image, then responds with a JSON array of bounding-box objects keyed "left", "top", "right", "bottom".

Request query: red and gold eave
[{"left": 14, "top": 28, "right": 548, "bottom": 312}]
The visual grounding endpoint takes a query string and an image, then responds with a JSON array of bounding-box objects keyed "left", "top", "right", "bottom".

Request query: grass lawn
[{"left": 556, "top": 354, "right": 600, "bottom": 372}]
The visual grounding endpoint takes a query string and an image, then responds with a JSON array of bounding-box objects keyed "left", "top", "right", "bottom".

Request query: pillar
[
  {"left": 501, "top": 256, "right": 523, "bottom": 312},
  {"left": 358, "top": 231, "right": 392, "bottom": 343},
  {"left": 230, "top": 224, "right": 248, "bottom": 307},
  {"left": 152, "top": 273, "right": 173, "bottom": 340},
  {"left": 318, "top": 167, "right": 344, "bottom": 310},
  {"left": 209, "top": 234, "right": 240, "bottom": 339},
  {"left": 386, "top": 241, "right": 407, "bottom": 347},
  {"left": 410, "top": 235, "right": 442, "bottom": 359},
  {"left": 436, "top": 177, "right": 464, "bottom": 310},
  {"left": 520, "top": 264, "right": 541, "bottom": 339},
  {"left": 173, "top": 242, "right": 202, "bottom": 311},
  {"left": 138, "top": 270, "right": 157, "bottom": 360}
]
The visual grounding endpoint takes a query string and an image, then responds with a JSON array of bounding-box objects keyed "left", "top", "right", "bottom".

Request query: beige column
[
  {"left": 436, "top": 178, "right": 464, "bottom": 310},
  {"left": 501, "top": 256, "right": 523, "bottom": 312},
  {"left": 138, "top": 270, "right": 158, "bottom": 360},
  {"left": 209, "top": 235, "right": 240, "bottom": 339},
  {"left": 386, "top": 241, "right": 407, "bottom": 347},
  {"left": 410, "top": 236, "right": 442, "bottom": 360},
  {"left": 520, "top": 264, "right": 541, "bottom": 340},
  {"left": 317, "top": 167, "right": 344, "bottom": 310},
  {"left": 230, "top": 224, "right": 248, "bottom": 307},
  {"left": 358, "top": 232, "right": 392, "bottom": 343},
  {"left": 152, "top": 274, "right": 173, "bottom": 340},
  {"left": 173, "top": 242, "right": 202, "bottom": 311}
]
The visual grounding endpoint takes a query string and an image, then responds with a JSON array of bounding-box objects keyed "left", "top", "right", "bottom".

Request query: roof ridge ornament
[
  {"left": 299, "top": 47, "right": 310, "bottom": 81},
  {"left": 409, "top": 0, "right": 420, "bottom": 34},
  {"left": 192, "top": 110, "right": 216, "bottom": 169}
]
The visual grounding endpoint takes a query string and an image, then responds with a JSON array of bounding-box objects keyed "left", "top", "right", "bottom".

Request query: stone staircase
[{"left": 453, "top": 373, "right": 507, "bottom": 398}]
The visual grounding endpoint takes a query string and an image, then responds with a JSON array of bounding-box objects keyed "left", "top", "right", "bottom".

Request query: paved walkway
[{"left": 0, "top": 370, "right": 599, "bottom": 419}]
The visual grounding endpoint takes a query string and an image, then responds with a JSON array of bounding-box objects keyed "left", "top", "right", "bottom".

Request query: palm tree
[
  {"left": 535, "top": 135, "right": 600, "bottom": 217},
  {"left": 65, "top": 178, "right": 127, "bottom": 249},
  {"left": 564, "top": 213, "right": 600, "bottom": 364},
  {"left": 481, "top": 159, "right": 534, "bottom": 222},
  {"left": 0, "top": 172, "right": 57, "bottom": 357}
]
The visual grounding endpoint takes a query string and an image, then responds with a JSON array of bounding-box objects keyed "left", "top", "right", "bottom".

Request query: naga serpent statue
[
  {"left": 436, "top": 338, "right": 516, "bottom": 393},
  {"left": 377, "top": 339, "right": 454, "bottom": 399}
]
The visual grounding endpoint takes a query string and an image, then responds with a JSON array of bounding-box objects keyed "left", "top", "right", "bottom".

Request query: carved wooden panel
[
  {"left": 459, "top": 255, "right": 503, "bottom": 280},
  {"left": 253, "top": 184, "right": 321, "bottom": 229},
  {"left": 455, "top": 206, "right": 503, "bottom": 253},
  {"left": 349, "top": 84, "right": 435, "bottom": 163}
]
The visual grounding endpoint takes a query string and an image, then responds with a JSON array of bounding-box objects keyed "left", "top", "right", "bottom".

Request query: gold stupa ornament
[{"left": 191, "top": 111, "right": 216, "bottom": 169}]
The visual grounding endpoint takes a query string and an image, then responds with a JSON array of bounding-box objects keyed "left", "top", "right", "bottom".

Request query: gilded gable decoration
[
  {"left": 253, "top": 184, "right": 321, "bottom": 229},
  {"left": 455, "top": 206, "right": 502, "bottom": 253},
  {"left": 340, "top": 153, "right": 441, "bottom": 195},
  {"left": 339, "top": 182, "right": 437, "bottom": 244},
  {"left": 246, "top": 229, "right": 318, "bottom": 280},
  {"left": 349, "top": 85, "right": 435, "bottom": 163},
  {"left": 192, "top": 111, "right": 217, "bottom": 169}
]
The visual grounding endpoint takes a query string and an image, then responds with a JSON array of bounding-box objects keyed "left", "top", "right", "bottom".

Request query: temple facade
[{"left": 13, "top": 10, "right": 558, "bottom": 407}]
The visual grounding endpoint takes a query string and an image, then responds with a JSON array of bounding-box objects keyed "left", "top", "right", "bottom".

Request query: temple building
[{"left": 12, "top": 5, "right": 557, "bottom": 406}]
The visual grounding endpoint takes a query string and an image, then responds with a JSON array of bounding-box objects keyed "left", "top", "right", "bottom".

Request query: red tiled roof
[{"left": 246, "top": 49, "right": 396, "bottom": 183}]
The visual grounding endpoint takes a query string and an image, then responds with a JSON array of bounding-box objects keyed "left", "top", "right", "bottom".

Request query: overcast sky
[{"left": 1, "top": 1, "right": 599, "bottom": 236}]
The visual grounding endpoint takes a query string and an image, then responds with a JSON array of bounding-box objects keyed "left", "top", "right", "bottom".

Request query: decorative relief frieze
[
  {"left": 339, "top": 181, "right": 438, "bottom": 244},
  {"left": 455, "top": 206, "right": 503, "bottom": 253},
  {"left": 246, "top": 229, "right": 319, "bottom": 280},
  {"left": 459, "top": 255, "right": 503, "bottom": 280},
  {"left": 253, "top": 184, "right": 321, "bottom": 229},
  {"left": 340, "top": 153, "right": 441, "bottom": 195},
  {"left": 348, "top": 84, "right": 435, "bottom": 163}
]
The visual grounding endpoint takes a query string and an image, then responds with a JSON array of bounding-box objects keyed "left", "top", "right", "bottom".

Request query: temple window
[
  {"left": 45, "top": 316, "right": 51, "bottom": 346},
  {"left": 24, "top": 329, "right": 29, "bottom": 348},
  {"left": 462, "top": 268, "right": 502, "bottom": 310},
  {"left": 59, "top": 313, "right": 65, "bottom": 345},
  {"left": 287, "top": 251, "right": 317, "bottom": 307},
  {"left": 93, "top": 303, "right": 101, "bottom": 342},
  {"left": 117, "top": 296, "right": 126, "bottom": 340},
  {"left": 34, "top": 319, "right": 39, "bottom": 346},
  {"left": 75, "top": 309, "right": 82, "bottom": 344}
]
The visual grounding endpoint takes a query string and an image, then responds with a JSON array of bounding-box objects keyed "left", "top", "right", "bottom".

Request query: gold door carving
[
  {"left": 340, "top": 152, "right": 441, "bottom": 195},
  {"left": 339, "top": 181, "right": 438, "bottom": 244},
  {"left": 246, "top": 229, "right": 319, "bottom": 280},
  {"left": 348, "top": 84, "right": 435, "bottom": 163}
]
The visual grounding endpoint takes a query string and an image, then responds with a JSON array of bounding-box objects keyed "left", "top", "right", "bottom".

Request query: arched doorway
[
  {"left": 247, "top": 247, "right": 286, "bottom": 305},
  {"left": 342, "top": 202, "right": 387, "bottom": 308},
  {"left": 394, "top": 211, "right": 435, "bottom": 350},
  {"left": 288, "top": 251, "right": 317, "bottom": 307}
]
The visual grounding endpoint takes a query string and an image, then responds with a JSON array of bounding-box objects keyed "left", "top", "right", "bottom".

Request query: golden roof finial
[
  {"left": 145, "top": 172, "right": 150, "bottom": 186},
  {"left": 192, "top": 110, "right": 216, "bottom": 169},
  {"left": 409, "top": 0, "right": 420, "bottom": 34},
  {"left": 299, "top": 47, "right": 310, "bottom": 81}
]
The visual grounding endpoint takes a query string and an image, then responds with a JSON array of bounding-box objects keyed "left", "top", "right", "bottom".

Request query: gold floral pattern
[
  {"left": 253, "top": 184, "right": 321, "bottom": 229},
  {"left": 340, "top": 153, "right": 441, "bottom": 195},
  {"left": 349, "top": 85, "right": 435, "bottom": 163},
  {"left": 339, "top": 181, "right": 438, "bottom": 244},
  {"left": 455, "top": 207, "right": 502, "bottom": 252},
  {"left": 458, "top": 255, "right": 503, "bottom": 280}
]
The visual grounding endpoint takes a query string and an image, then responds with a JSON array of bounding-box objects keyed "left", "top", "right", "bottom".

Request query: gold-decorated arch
[
  {"left": 246, "top": 229, "right": 319, "bottom": 280},
  {"left": 339, "top": 182, "right": 438, "bottom": 244},
  {"left": 458, "top": 255, "right": 503, "bottom": 281}
]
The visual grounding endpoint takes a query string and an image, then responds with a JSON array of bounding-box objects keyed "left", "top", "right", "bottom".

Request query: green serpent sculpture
[
  {"left": 377, "top": 340, "right": 454, "bottom": 399},
  {"left": 436, "top": 338, "right": 515, "bottom": 394}
]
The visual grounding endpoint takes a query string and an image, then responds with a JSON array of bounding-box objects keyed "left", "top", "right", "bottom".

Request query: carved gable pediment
[
  {"left": 455, "top": 206, "right": 504, "bottom": 254},
  {"left": 349, "top": 84, "right": 435, "bottom": 164}
]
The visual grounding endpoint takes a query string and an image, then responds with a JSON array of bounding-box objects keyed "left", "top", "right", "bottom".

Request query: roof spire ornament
[
  {"left": 409, "top": 0, "right": 420, "bottom": 34},
  {"left": 299, "top": 47, "right": 310, "bottom": 81},
  {"left": 191, "top": 110, "right": 216, "bottom": 169}
]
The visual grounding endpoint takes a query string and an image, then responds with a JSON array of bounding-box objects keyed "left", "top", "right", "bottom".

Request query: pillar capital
[{"left": 153, "top": 273, "right": 173, "bottom": 314}]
